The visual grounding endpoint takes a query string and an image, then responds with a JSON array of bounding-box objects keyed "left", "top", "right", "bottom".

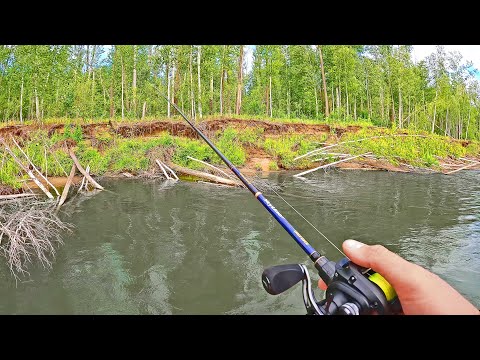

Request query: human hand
[{"left": 318, "top": 239, "right": 479, "bottom": 315}]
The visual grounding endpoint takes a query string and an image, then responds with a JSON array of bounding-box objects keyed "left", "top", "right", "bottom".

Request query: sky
[
  {"left": 412, "top": 45, "right": 480, "bottom": 79},
  {"left": 244, "top": 45, "right": 480, "bottom": 79}
]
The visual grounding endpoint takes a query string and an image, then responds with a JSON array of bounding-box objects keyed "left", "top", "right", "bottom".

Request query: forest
[{"left": 1, "top": 45, "right": 479, "bottom": 140}]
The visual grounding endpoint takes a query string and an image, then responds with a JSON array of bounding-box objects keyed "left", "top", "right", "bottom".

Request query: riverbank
[{"left": 1, "top": 117, "right": 479, "bottom": 195}]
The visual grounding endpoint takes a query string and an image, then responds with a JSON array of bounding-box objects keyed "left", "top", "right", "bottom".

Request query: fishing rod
[{"left": 161, "top": 93, "right": 402, "bottom": 315}]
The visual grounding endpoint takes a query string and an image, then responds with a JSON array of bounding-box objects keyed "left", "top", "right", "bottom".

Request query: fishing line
[{"left": 252, "top": 173, "right": 347, "bottom": 258}]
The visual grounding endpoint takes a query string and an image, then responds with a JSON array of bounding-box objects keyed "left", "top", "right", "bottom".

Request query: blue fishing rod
[{"left": 162, "top": 93, "right": 402, "bottom": 315}]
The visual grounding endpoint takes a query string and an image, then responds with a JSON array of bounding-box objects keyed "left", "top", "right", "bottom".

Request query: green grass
[
  {"left": 331, "top": 127, "right": 477, "bottom": 167},
  {"left": 2, "top": 118, "right": 480, "bottom": 191},
  {"left": 263, "top": 134, "right": 326, "bottom": 168}
]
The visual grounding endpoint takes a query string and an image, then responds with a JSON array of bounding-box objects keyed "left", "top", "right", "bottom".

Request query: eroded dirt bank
[{"left": 1, "top": 118, "right": 479, "bottom": 195}]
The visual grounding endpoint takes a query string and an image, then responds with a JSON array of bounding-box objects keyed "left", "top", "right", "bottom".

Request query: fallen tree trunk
[
  {"left": 1, "top": 138, "right": 55, "bottom": 199},
  {"left": 56, "top": 164, "right": 76, "bottom": 210},
  {"left": 186, "top": 156, "right": 235, "bottom": 180},
  {"left": 68, "top": 149, "right": 104, "bottom": 190},
  {"left": 294, "top": 153, "right": 370, "bottom": 177},
  {"left": 10, "top": 136, "right": 60, "bottom": 196},
  {"left": 168, "top": 163, "right": 242, "bottom": 187},
  {"left": 156, "top": 160, "right": 171, "bottom": 179},
  {"left": 444, "top": 161, "right": 480, "bottom": 175}
]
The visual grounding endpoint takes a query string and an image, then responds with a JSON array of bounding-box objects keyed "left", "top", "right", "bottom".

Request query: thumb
[{"left": 342, "top": 239, "right": 422, "bottom": 290}]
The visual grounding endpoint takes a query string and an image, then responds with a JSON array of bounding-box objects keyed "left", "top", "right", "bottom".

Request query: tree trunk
[
  {"left": 354, "top": 96, "right": 357, "bottom": 120},
  {"left": 86, "top": 45, "right": 90, "bottom": 77},
  {"left": 189, "top": 46, "right": 195, "bottom": 120},
  {"left": 287, "top": 87, "right": 291, "bottom": 118},
  {"left": 121, "top": 55, "right": 125, "bottom": 120},
  {"left": 345, "top": 85, "right": 349, "bottom": 119},
  {"left": 142, "top": 101, "right": 147, "bottom": 119},
  {"left": 331, "top": 87, "right": 335, "bottom": 113},
  {"left": 365, "top": 72, "right": 371, "bottom": 118},
  {"left": 318, "top": 45, "right": 329, "bottom": 117},
  {"left": 466, "top": 106, "right": 471, "bottom": 139},
  {"left": 110, "top": 47, "right": 115, "bottom": 118},
  {"left": 269, "top": 76, "right": 272, "bottom": 117},
  {"left": 432, "top": 88, "right": 438, "bottom": 133},
  {"left": 380, "top": 86, "right": 384, "bottom": 122},
  {"left": 133, "top": 45, "right": 137, "bottom": 115},
  {"left": 91, "top": 70, "right": 95, "bottom": 116},
  {"left": 197, "top": 45, "right": 202, "bottom": 118},
  {"left": 35, "top": 88, "right": 40, "bottom": 121},
  {"left": 19, "top": 77, "right": 23, "bottom": 123},
  {"left": 445, "top": 107, "right": 449, "bottom": 136},
  {"left": 220, "top": 45, "right": 226, "bottom": 116},
  {"left": 167, "top": 60, "right": 171, "bottom": 117},
  {"left": 235, "top": 45, "right": 244, "bottom": 115},
  {"left": 210, "top": 76, "right": 214, "bottom": 114},
  {"left": 336, "top": 87, "right": 340, "bottom": 111},
  {"left": 398, "top": 86, "right": 402, "bottom": 128}
]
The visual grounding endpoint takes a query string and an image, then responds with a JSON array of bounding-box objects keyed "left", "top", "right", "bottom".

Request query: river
[{"left": 0, "top": 170, "right": 478, "bottom": 314}]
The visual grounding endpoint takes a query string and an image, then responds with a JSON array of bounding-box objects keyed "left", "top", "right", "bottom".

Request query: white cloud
[{"left": 412, "top": 45, "right": 480, "bottom": 70}]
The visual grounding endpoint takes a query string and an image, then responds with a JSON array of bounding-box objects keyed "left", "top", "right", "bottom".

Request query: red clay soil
[{"left": 0, "top": 118, "right": 338, "bottom": 141}]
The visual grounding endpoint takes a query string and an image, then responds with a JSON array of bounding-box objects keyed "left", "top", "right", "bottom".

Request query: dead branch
[
  {"left": 444, "top": 161, "right": 480, "bottom": 174},
  {"left": 10, "top": 136, "right": 60, "bottom": 196},
  {"left": 186, "top": 156, "right": 236, "bottom": 181},
  {"left": 294, "top": 153, "right": 371, "bottom": 177},
  {"left": 56, "top": 164, "right": 76, "bottom": 210},
  {"left": 0, "top": 198, "right": 73, "bottom": 279},
  {"left": 156, "top": 159, "right": 172, "bottom": 179},
  {"left": 69, "top": 149, "right": 104, "bottom": 190},
  {"left": 294, "top": 135, "right": 427, "bottom": 161},
  {"left": 0, "top": 137, "right": 54, "bottom": 199},
  {"left": 168, "top": 163, "right": 242, "bottom": 187},
  {"left": 161, "top": 162, "right": 179, "bottom": 180},
  {"left": 0, "top": 193, "right": 38, "bottom": 200}
]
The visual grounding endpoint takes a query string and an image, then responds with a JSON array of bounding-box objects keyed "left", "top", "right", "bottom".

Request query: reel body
[{"left": 262, "top": 258, "right": 402, "bottom": 315}]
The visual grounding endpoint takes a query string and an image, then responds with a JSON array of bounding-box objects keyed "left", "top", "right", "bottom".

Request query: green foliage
[
  {"left": 0, "top": 156, "right": 23, "bottom": 189},
  {"left": 214, "top": 127, "right": 246, "bottom": 165},
  {"left": 172, "top": 137, "right": 215, "bottom": 169},
  {"left": 339, "top": 128, "right": 470, "bottom": 167},
  {"left": 268, "top": 161, "right": 279, "bottom": 171},
  {"left": 264, "top": 134, "right": 317, "bottom": 168},
  {"left": 238, "top": 127, "right": 264, "bottom": 145},
  {"left": 77, "top": 146, "right": 110, "bottom": 175},
  {"left": 106, "top": 139, "right": 150, "bottom": 173}
]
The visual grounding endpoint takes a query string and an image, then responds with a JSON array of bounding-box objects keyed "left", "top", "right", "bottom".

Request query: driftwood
[
  {"left": 69, "top": 149, "right": 104, "bottom": 190},
  {"left": 444, "top": 161, "right": 480, "bottom": 175},
  {"left": 294, "top": 135, "right": 428, "bottom": 161},
  {"left": 0, "top": 193, "right": 38, "bottom": 200},
  {"left": 1, "top": 138, "right": 54, "bottom": 199},
  {"left": 161, "top": 162, "right": 179, "bottom": 180},
  {"left": 156, "top": 160, "right": 172, "bottom": 179},
  {"left": 294, "top": 153, "right": 370, "bottom": 177},
  {"left": 168, "top": 163, "right": 242, "bottom": 187},
  {"left": 10, "top": 136, "right": 60, "bottom": 196},
  {"left": 186, "top": 156, "right": 236, "bottom": 181},
  {"left": 77, "top": 165, "right": 89, "bottom": 193},
  {"left": 56, "top": 164, "right": 76, "bottom": 210}
]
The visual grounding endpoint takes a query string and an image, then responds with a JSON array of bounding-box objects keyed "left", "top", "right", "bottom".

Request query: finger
[{"left": 342, "top": 239, "right": 422, "bottom": 289}]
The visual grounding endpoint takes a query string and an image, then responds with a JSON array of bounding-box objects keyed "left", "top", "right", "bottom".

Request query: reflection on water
[{"left": 0, "top": 170, "right": 478, "bottom": 314}]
